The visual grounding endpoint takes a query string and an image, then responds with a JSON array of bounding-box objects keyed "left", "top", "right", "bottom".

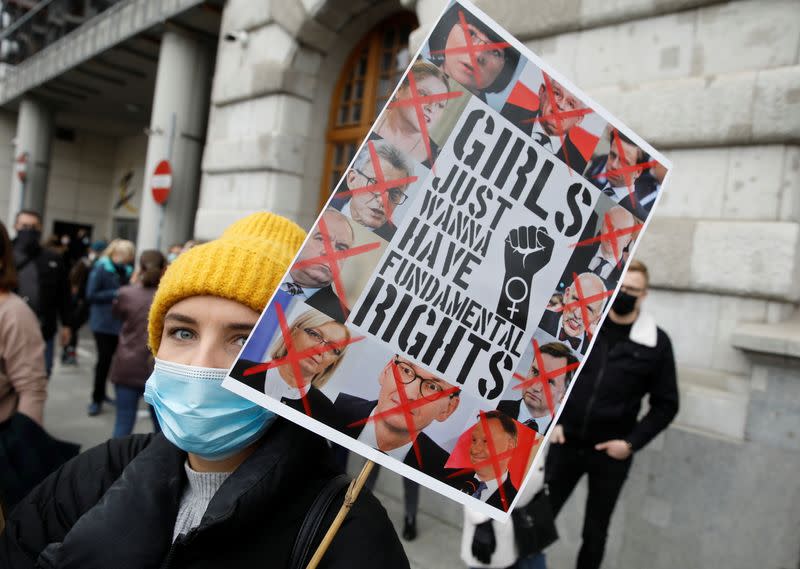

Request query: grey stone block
[
  {"left": 690, "top": 220, "right": 800, "bottom": 301},
  {"left": 753, "top": 66, "right": 800, "bottom": 144},
  {"left": 635, "top": 217, "right": 696, "bottom": 289}
]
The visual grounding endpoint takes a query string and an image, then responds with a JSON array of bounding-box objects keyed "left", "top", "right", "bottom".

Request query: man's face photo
[
  {"left": 374, "top": 356, "right": 459, "bottom": 438},
  {"left": 290, "top": 210, "right": 354, "bottom": 288},
  {"left": 562, "top": 273, "right": 606, "bottom": 338},
  {"left": 523, "top": 352, "right": 569, "bottom": 417},
  {"left": 345, "top": 156, "right": 409, "bottom": 230},
  {"left": 469, "top": 418, "right": 516, "bottom": 480},
  {"left": 599, "top": 206, "right": 636, "bottom": 259},
  {"left": 606, "top": 136, "right": 644, "bottom": 188},
  {"left": 538, "top": 78, "right": 585, "bottom": 136}
]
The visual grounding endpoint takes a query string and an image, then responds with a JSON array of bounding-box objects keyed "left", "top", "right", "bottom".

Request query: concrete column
[
  {"left": 6, "top": 97, "right": 52, "bottom": 228},
  {"left": 136, "top": 28, "right": 212, "bottom": 253}
]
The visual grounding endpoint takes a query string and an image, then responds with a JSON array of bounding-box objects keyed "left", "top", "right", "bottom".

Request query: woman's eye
[
  {"left": 233, "top": 335, "right": 248, "bottom": 347},
  {"left": 170, "top": 328, "right": 195, "bottom": 341}
]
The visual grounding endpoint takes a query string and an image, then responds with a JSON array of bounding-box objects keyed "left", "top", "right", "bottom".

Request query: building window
[{"left": 320, "top": 12, "right": 417, "bottom": 208}]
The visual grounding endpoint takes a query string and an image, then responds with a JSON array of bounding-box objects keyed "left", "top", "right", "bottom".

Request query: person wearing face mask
[
  {"left": 0, "top": 212, "right": 408, "bottom": 569},
  {"left": 62, "top": 240, "right": 108, "bottom": 366},
  {"left": 85, "top": 239, "right": 136, "bottom": 416},
  {"left": 11, "top": 210, "right": 73, "bottom": 377},
  {"left": 545, "top": 260, "right": 678, "bottom": 569}
]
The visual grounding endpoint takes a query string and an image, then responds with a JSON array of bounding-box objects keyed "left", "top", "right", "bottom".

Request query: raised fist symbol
[
  {"left": 504, "top": 226, "right": 554, "bottom": 281},
  {"left": 497, "top": 226, "right": 555, "bottom": 329}
]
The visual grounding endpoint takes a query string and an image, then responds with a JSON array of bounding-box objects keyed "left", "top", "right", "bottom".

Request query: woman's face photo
[
  {"left": 398, "top": 73, "right": 449, "bottom": 131},
  {"left": 442, "top": 22, "right": 506, "bottom": 91},
  {"left": 293, "top": 321, "right": 348, "bottom": 378}
]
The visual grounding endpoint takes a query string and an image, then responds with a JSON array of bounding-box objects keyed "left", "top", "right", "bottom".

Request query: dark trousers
[
  {"left": 92, "top": 332, "right": 118, "bottom": 404},
  {"left": 545, "top": 444, "right": 632, "bottom": 569}
]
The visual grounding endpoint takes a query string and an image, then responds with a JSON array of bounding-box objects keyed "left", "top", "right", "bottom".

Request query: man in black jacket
[
  {"left": 546, "top": 259, "right": 679, "bottom": 569},
  {"left": 12, "top": 210, "right": 72, "bottom": 376}
]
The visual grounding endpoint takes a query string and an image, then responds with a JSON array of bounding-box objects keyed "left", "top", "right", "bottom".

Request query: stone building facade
[{"left": 1, "top": 1, "right": 798, "bottom": 567}]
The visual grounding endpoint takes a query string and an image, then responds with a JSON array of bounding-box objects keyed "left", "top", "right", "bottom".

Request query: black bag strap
[{"left": 288, "top": 474, "right": 351, "bottom": 569}]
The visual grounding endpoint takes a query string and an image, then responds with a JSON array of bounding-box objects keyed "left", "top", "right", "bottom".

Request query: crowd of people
[{"left": 0, "top": 207, "right": 677, "bottom": 569}]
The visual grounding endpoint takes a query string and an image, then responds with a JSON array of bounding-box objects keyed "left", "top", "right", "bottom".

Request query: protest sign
[{"left": 222, "top": 0, "right": 671, "bottom": 521}]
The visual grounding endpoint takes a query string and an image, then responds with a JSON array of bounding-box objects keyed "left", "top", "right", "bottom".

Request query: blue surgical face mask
[{"left": 144, "top": 359, "right": 275, "bottom": 461}]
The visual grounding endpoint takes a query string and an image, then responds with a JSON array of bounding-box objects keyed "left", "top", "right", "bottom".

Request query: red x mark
[
  {"left": 242, "top": 303, "right": 364, "bottom": 416},
  {"left": 348, "top": 360, "right": 459, "bottom": 467},
  {"left": 555, "top": 272, "right": 614, "bottom": 339},
  {"left": 446, "top": 411, "right": 517, "bottom": 511},
  {"left": 523, "top": 73, "right": 594, "bottom": 175},
  {"left": 430, "top": 9, "right": 511, "bottom": 89},
  {"left": 512, "top": 339, "right": 580, "bottom": 416},
  {"left": 387, "top": 73, "right": 463, "bottom": 167},
  {"left": 291, "top": 215, "right": 382, "bottom": 319},
  {"left": 595, "top": 129, "right": 658, "bottom": 208},
  {"left": 570, "top": 212, "right": 644, "bottom": 267},
  {"left": 339, "top": 141, "right": 418, "bottom": 226}
]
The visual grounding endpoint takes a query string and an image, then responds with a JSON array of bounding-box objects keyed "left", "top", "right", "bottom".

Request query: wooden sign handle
[{"left": 305, "top": 460, "right": 376, "bottom": 569}]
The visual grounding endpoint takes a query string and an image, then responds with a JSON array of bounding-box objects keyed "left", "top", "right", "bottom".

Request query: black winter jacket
[
  {"left": 13, "top": 245, "right": 72, "bottom": 339},
  {"left": 1, "top": 419, "right": 409, "bottom": 569},
  {"left": 558, "top": 313, "right": 679, "bottom": 451}
]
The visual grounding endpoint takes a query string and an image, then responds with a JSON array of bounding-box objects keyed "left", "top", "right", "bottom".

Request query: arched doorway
[{"left": 319, "top": 12, "right": 417, "bottom": 208}]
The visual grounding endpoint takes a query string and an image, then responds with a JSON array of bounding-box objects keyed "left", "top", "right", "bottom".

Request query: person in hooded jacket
[
  {"left": 85, "top": 239, "right": 135, "bottom": 416},
  {"left": 108, "top": 249, "right": 166, "bottom": 438},
  {"left": 0, "top": 211, "right": 409, "bottom": 569}
]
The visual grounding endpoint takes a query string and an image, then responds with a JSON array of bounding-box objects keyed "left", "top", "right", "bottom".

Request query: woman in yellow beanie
[{"left": 1, "top": 212, "right": 409, "bottom": 569}]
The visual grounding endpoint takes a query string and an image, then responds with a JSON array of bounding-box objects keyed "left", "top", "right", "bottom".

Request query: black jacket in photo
[
  {"left": 306, "top": 286, "right": 348, "bottom": 323},
  {"left": 557, "top": 313, "right": 679, "bottom": 451},
  {"left": 0, "top": 420, "right": 409, "bottom": 569}
]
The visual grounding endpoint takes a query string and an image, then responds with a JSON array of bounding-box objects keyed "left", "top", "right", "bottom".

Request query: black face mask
[
  {"left": 612, "top": 290, "right": 638, "bottom": 316},
  {"left": 14, "top": 228, "right": 41, "bottom": 255}
]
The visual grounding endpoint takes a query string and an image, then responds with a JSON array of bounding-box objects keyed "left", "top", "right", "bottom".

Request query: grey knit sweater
[{"left": 172, "top": 461, "right": 231, "bottom": 542}]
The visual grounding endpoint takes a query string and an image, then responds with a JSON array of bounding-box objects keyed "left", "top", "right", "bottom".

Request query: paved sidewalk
[{"left": 41, "top": 331, "right": 466, "bottom": 569}]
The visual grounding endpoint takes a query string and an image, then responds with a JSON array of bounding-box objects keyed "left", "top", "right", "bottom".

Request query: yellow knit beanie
[{"left": 147, "top": 212, "right": 306, "bottom": 354}]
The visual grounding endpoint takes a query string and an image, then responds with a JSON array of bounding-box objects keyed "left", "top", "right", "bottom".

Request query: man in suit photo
[
  {"left": 498, "top": 341, "right": 578, "bottom": 433},
  {"left": 462, "top": 411, "right": 519, "bottom": 511},
  {"left": 329, "top": 140, "right": 413, "bottom": 242},
  {"left": 501, "top": 74, "right": 593, "bottom": 172},
  {"left": 284, "top": 209, "right": 354, "bottom": 322},
  {"left": 572, "top": 205, "right": 638, "bottom": 287},
  {"left": 333, "top": 354, "right": 461, "bottom": 478},
  {"left": 584, "top": 129, "right": 651, "bottom": 220},
  {"left": 540, "top": 272, "right": 607, "bottom": 355}
]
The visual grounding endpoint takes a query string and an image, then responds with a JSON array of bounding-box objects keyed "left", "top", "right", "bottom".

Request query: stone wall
[{"left": 196, "top": 1, "right": 800, "bottom": 567}]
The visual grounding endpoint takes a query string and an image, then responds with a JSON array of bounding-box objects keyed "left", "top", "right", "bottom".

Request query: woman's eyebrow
[
  {"left": 225, "top": 322, "right": 256, "bottom": 332},
  {"left": 164, "top": 313, "right": 198, "bottom": 325}
]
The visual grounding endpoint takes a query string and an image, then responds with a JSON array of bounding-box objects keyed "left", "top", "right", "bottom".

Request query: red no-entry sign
[{"left": 151, "top": 160, "right": 172, "bottom": 205}]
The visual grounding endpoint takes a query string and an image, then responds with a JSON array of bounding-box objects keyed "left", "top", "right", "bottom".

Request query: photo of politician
[
  {"left": 229, "top": 305, "right": 355, "bottom": 426},
  {"left": 498, "top": 333, "right": 579, "bottom": 434},
  {"left": 539, "top": 271, "right": 610, "bottom": 356},
  {"left": 281, "top": 208, "right": 388, "bottom": 323},
  {"left": 333, "top": 354, "right": 462, "bottom": 481},
  {"left": 371, "top": 59, "right": 463, "bottom": 169},
  {"left": 567, "top": 196, "right": 643, "bottom": 290},
  {"left": 329, "top": 140, "right": 420, "bottom": 242},
  {"left": 584, "top": 126, "right": 661, "bottom": 221},
  {"left": 500, "top": 63, "right": 607, "bottom": 174},
  {"left": 426, "top": 2, "right": 521, "bottom": 106},
  {"left": 444, "top": 410, "right": 539, "bottom": 512}
]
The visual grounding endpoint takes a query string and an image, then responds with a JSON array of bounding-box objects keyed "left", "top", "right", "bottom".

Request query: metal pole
[{"left": 156, "top": 111, "right": 176, "bottom": 251}]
